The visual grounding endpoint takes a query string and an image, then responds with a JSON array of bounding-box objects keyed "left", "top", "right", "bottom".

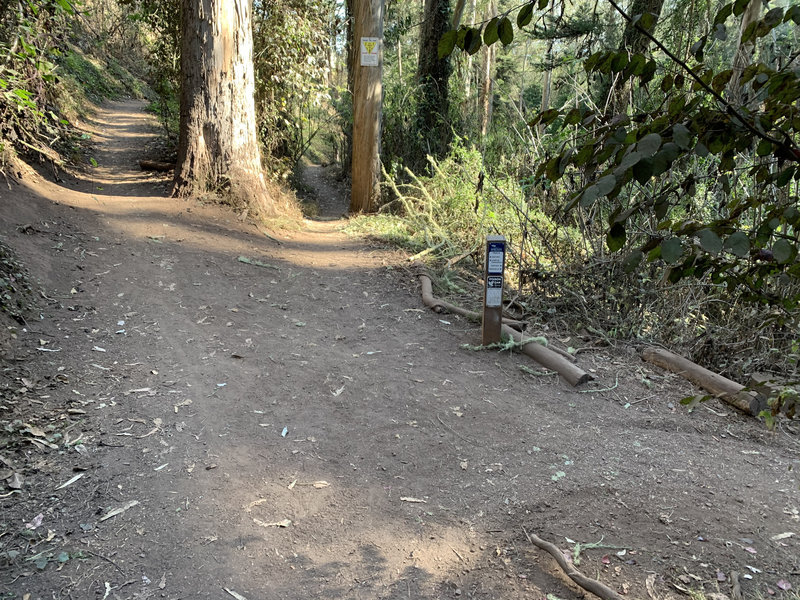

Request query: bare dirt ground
[{"left": 1, "top": 101, "right": 799, "bottom": 600}]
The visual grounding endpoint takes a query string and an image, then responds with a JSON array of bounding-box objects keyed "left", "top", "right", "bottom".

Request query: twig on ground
[
  {"left": 522, "top": 527, "right": 624, "bottom": 600},
  {"left": 84, "top": 549, "right": 126, "bottom": 576}
]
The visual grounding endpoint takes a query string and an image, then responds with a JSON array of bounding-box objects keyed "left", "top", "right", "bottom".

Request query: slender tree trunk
[
  {"left": 173, "top": 0, "right": 275, "bottom": 216},
  {"left": 416, "top": 0, "right": 452, "bottom": 160},
  {"left": 397, "top": 41, "right": 402, "bottom": 78},
  {"left": 609, "top": 0, "right": 665, "bottom": 114},
  {"left": 479, "top": 0, "right": 497, "bottom": 137},
  {"left": 728, "top": 0, "right": 761, "bottom": 106},
  {"left": 537, "top": 39, "right": 554, "bottom": 135}
]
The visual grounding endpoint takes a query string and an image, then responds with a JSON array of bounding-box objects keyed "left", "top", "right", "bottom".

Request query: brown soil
[{"left": 1, "top": 100, "right": 799, "bottom": 600}]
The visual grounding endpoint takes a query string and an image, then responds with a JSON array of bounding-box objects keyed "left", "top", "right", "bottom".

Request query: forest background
[{"left": 1, "top": 0, "right": 799, "bottom": 410}]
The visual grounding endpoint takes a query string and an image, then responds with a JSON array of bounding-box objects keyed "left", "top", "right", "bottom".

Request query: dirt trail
[{"left": 1, "top": 101, "right": 799, "bottom": 600}]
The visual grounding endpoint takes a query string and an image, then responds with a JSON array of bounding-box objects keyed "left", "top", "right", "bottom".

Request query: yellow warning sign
[{"left": 360, "top": 37, "right": 379, "bottom": 67}]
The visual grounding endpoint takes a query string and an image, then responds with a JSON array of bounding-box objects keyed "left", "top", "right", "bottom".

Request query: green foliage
[
  {"left": 59, "top": 49, "right": 147, "bottom": 104},
  {"left": 252, "top": 0, "right": 333, "bottom": 175},
  {"left": 358, "top": 139, "right": 579, "bottom": 286},
  {"left": 0, "top": 0, "right": 77, "bottom": 161}
]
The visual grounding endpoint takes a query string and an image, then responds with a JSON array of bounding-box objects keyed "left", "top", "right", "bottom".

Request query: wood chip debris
[
  {"left": 174, "top": 399, "right": 192, "bottom": 413},
  {"left": 245, "top": 498, "right": 268, "bottom": 513},
  {"left": 400, "top": 496, "right": 427, "bottom": 503},
  {"left": 224, "top": 588, "right": 250, "bottom": 600},
  {"left": 137, "top": 418, "right": 162, "bottom": 439},
  {"left": 291, "top": 480, "right": 330, "bottom": 489},
  {"left": 100, "top": 500, "right": 139, "bottom": 521},
  {"left": 54, "top": 473, "right": 84, "bottom": 490},
  {"left": 253, "top": 518, "right": 292, "bottom": 528}
]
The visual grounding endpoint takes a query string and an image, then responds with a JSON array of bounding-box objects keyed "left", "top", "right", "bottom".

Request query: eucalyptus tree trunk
[
  {"left": 728, "top": 0, "right": 761, "bottom": 106},
  {"left": 479, "top": 0, "right": 497, "bottom": 137},
  {"left": 610, "top": 0, "right": 665, "bottom": 114},
  {"left": 416, "top": 0, "right": 452, "bottom": 160},
  {"left": 173, "top": 0, "right": 276, "bottom": 216},
  {"left": 349, "top": 0, "right": 383, "bottom": 213}
]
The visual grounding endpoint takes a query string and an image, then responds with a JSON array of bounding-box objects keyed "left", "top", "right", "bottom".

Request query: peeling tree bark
[{"left": 174, "top": 0, "right": 276, "bottom": 216}]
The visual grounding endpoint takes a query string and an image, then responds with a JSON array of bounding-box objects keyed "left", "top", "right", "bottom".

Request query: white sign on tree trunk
[{"left": 360, "top": 37, "right": 380, "bottom": 66}]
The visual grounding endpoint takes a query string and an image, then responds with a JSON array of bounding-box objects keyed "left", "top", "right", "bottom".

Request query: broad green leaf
[
  {"left": 632, "top": 157, "right": 653, "bottom": 183},
  {"left": 517, "top": 3, "right": 534, "bottom": 27},
  {"left": 637, "top": 133, "right": 662, "bottom": 155},
  {"left": 764, "top": 7, "right": 784, "bottom": 27},
  {"left": 610, "top": 52, "right": 628, "bottom": 72},
  {"left": 724, "top": 231, "right": 750, "bottom": 257},
  {"left": 697, "top": 229, "right": 723, "bottom": 254},
  {"left": 623, "top": 249, "right": 644, "bottom": 273},
  {"left": 661, "top": 238, "right": 683, "bottom": 264},
  {"left": 580, "top": 184, "right": 601, "bottom": 207},
  {"left": 483, "top": 18, "right": 499, "bottom": 45},
  {"left": 756, "top": 139, "right": 773, "bottom": 156},
  {"left": 635, "top": 12, "right": 657, "bottom": 31},
  {"left": 607, "top": 222, "right": 626, "bottom": 252},
  {"left": 55, "top": 0, "right": 74, "bottom": 14},
  {"left": 773, "top": 239, "right": 796, "bottom": 264},
  {"left": 777, "top": 166, "right": 796, "bottom": 187},
  {"left": 596, "top": 174, "right": 616, "bottom": 196},
  {"left": 438, "top": 30, "right": 457, "bottom": 58},
  {"left": 618, "top": 150, "right": 643, "bottom": 171},
  {"left": 498, "top": 17, "right": 514, "bottom": 45},
  {"left": 733, "top": 0, "right": 750, "bottom": 18},
  {"left": 465, "top": 28, "right": 482, "bottom": 54},
  {"left": 672, "top": 124, "right": 691, "bottom": 149},
  {"left": 714, "top": 2, "right": 733, "bottom": 24}
]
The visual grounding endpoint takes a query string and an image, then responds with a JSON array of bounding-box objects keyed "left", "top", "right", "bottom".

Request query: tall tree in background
[
  {"left": 609, "top": 0, "right": 664, "bottom": 113},
  {"left": 173, "top": 0, "right": 277, "bottom": 216},
  {"left": 727, "top": 0, "right": 762, "bottom": 105},
  {"left": 479, "top": 0, "right": 497, "bottom": 137},
  {"left": 416, "top": 0, "right": 452, "bottom": 160}
]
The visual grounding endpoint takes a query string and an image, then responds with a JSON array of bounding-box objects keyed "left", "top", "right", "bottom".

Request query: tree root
[{"left": 522, "top": 528, "right": 624, "bottom": 600}]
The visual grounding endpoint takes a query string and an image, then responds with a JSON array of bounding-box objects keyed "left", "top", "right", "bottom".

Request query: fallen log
[
  {"left": 502, "top": 325, "right": 592, "bottom": 386},
  {"left": 418, "top": 273, "right": 590, "bottom": 385},
  {"left": 138, "top": 159, "right": 175, "bottom": 172},
  {"left": 641, "top": 347, "right": 766, "bottom": 416},
  {"left": 418, "top": 273, "right": 526, "bottom": 330},
  {"left": 522, "top": 528, "right": 623, "bottom": 600}
]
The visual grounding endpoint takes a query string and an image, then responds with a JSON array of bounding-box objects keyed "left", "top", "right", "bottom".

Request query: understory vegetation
[{"left": 351, "top": 0, "right": 800, "bottom": 391}]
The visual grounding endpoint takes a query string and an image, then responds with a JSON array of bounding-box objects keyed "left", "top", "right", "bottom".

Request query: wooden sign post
[{"left": 482, "top": 235, "right": 506, "bottom": 344}]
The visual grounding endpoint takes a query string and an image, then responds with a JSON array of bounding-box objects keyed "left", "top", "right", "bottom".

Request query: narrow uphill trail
[{"left": 1, "top": 101, "right": 798, "bottom": 600}]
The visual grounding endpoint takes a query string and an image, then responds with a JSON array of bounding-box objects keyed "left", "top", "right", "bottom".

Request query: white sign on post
[{"left": 360, "top": 37, "right": 380, "bottom": 66}]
